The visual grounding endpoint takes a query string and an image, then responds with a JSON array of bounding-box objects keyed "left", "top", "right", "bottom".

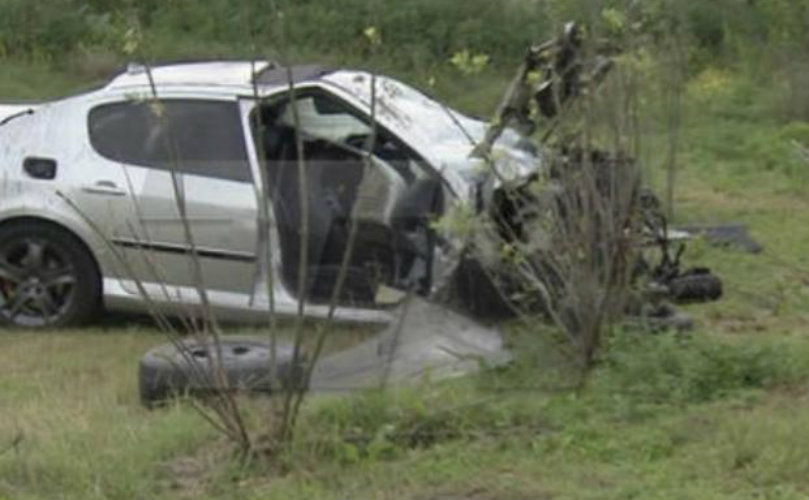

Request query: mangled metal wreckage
[
  {"left": 0, "top": 25, "right": 720, "bottom": 331},
  {"left": 445, "top": 23, "right": 724, "bottom": 322}
]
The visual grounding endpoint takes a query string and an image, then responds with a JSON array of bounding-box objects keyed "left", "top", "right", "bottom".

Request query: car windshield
[{"left": 322, "top": 72, "right": 487, "bottom": 148}]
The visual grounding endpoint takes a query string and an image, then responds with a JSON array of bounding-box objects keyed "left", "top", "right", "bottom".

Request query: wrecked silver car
[
  {"left": 0, "top": 60, "right": 546, "bottom": 328},
  {"left": 0, "top": 22, "right": 724, "bottom": 330}
]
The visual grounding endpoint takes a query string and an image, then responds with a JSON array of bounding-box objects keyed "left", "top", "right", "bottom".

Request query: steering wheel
[{"left": 344, "top": 133, "right": 372, "bottom": 150}]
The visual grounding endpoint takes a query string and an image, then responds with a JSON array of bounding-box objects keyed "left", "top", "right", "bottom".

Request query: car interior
[{"left": 252, "top": 91, "right": 445, "bottom": 306}]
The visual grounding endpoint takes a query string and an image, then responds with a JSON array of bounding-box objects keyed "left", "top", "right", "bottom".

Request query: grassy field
[
  {"left": 2, "top": 53, "right": 809, "bottom": 499},
  {"left": 0, "top": 328, "right": 214, "bottom": 500}
]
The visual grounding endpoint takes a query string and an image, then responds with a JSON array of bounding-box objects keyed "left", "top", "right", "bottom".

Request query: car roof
[{"left": 104, "top": 61, "right": 335, "bottom": 94}]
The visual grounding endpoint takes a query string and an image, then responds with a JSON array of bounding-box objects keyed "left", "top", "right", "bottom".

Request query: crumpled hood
[
  {"left": 425, "top": 127, "right": 543, "bottom": 188},
  {"left": 323, "top": 71, "right": 542, "bottom": 199}
]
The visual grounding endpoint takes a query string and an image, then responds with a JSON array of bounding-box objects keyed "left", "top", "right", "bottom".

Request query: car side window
[
  {"left": 253, "top": 91, "right": 433, "bottom": 185},
  {"left": 276, "top": 95, "right": 372, "bottom": 144},
  {"left": 88, "top": 99, "right": 251, "bottom": 182}
]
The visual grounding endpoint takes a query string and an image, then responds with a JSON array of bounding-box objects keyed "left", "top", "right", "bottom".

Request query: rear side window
[{"left": 88, "top": 99, "right": 251, "bottom": 182}]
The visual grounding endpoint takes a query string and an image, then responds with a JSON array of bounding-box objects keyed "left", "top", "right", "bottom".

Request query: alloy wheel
[{"left": 0, "top": 238, "right": 78, "bottom": 327}]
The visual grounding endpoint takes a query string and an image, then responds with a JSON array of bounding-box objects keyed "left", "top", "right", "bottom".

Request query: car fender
[{"left": 0, "top": 188, "right": 121, "bottom": 282}]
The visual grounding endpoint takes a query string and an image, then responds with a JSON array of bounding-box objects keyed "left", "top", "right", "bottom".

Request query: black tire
[
  {"left": 138, "top": 336, "right": 302, "bottom": 407},
  {"left": 452, "top": 257, "right": 530, "bottom": 320},
  {"left": 0, "top": 221, "right": 100, "bottom": 328},
  {"left": 668, "top": 270, "right": 723, "bottom": 304}
]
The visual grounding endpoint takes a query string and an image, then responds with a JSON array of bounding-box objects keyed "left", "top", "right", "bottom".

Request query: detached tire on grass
[{"left": 138, "top": 336, "right": 302, "bottom": 407}]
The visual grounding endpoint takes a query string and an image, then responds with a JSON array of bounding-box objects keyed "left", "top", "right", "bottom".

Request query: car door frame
[
  {"left": 80, "top": 89, "right": 262, "bottom": 303},
  {"left": 239, "top": 81, "right": 445, "bottom": 309}
]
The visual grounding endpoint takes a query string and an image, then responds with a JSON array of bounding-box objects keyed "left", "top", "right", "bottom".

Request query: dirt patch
[{"left": 158, "top": 442, "right": 232, "bottom": 499}]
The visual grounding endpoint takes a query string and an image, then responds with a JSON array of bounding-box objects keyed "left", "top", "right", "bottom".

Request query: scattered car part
[
  {"left": 667, "top": 268, "right": 723, "bottom": 304},
  {"left": 678, "top": 224, "right": 762, "bottom": 254},
  {"left": 138, "top": 335, "right": 301, "bottom": 407},
  {"left": 140, "top": 297, "right": 509, "bottom": 404},
  {"left": 635, "top": 189, "right": 724, "bottom": 305},
  {"left": 473, "top": 22, "right": 613, "bottom": 159},
  {"left": 456, "top": 23, "right": 724, "bottom": 324},
  {"left": 309, "top": 297, "right": 511, "bottom": 392}
]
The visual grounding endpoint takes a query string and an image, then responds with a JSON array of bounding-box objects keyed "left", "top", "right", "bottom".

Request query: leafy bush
[
  {"left": 295, "top": 383, "right": 539, "bottom": 465},
  {"left": 0, "top": 0, "right": 88, "bottom": 58},
  {"left": 594, "top": 330, "right": 809, "bottom": 407}
]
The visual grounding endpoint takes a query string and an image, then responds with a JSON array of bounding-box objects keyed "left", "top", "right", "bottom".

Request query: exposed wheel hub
[
  {"left": 0, "top": 238, "right": 77, "bottom": 327},
  {"left": 20, "top": 278, "right": 46, "bottom": 298}
]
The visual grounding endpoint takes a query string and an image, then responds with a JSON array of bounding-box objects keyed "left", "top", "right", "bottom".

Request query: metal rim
[{"left": 0, "top": 237, "right": 77, "bottom": 327}]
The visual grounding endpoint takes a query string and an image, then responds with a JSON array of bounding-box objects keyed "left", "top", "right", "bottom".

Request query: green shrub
[
  {"left": 296, "top": 382, "right": 539, "bottom": 465},
  {"left": 0, "top": 0, "right": 89, "bottom": 58},
  {"left": 594, "top": 330, "right": 809, "bottom": 407}
]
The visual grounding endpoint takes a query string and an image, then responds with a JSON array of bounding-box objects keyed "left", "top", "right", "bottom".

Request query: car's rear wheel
[{"left": 0, "top": 222, "right": 100, "bottom": 328}]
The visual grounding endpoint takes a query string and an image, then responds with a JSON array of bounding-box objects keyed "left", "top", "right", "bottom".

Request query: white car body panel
[{"left": 0, "top": 104, "right": 39, "bottom": 124}]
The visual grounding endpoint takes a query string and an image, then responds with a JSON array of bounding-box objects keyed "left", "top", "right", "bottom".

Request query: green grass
[
  {"left": 240, "top": 392, "right": 809, "bottom": 500},
  {"left": 0, "top": 60, "right": 96, "bottom": 101},
  {"left": 0, "top": 327, "right": 215, "bottom": 500},
  {"left": 5, "top": 327, "right": 809, "bottom": 499}
]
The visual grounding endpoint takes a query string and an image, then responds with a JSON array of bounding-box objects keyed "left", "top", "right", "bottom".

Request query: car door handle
[{"left": 81, "top": 181, "right": 127, "bottom": 197}]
